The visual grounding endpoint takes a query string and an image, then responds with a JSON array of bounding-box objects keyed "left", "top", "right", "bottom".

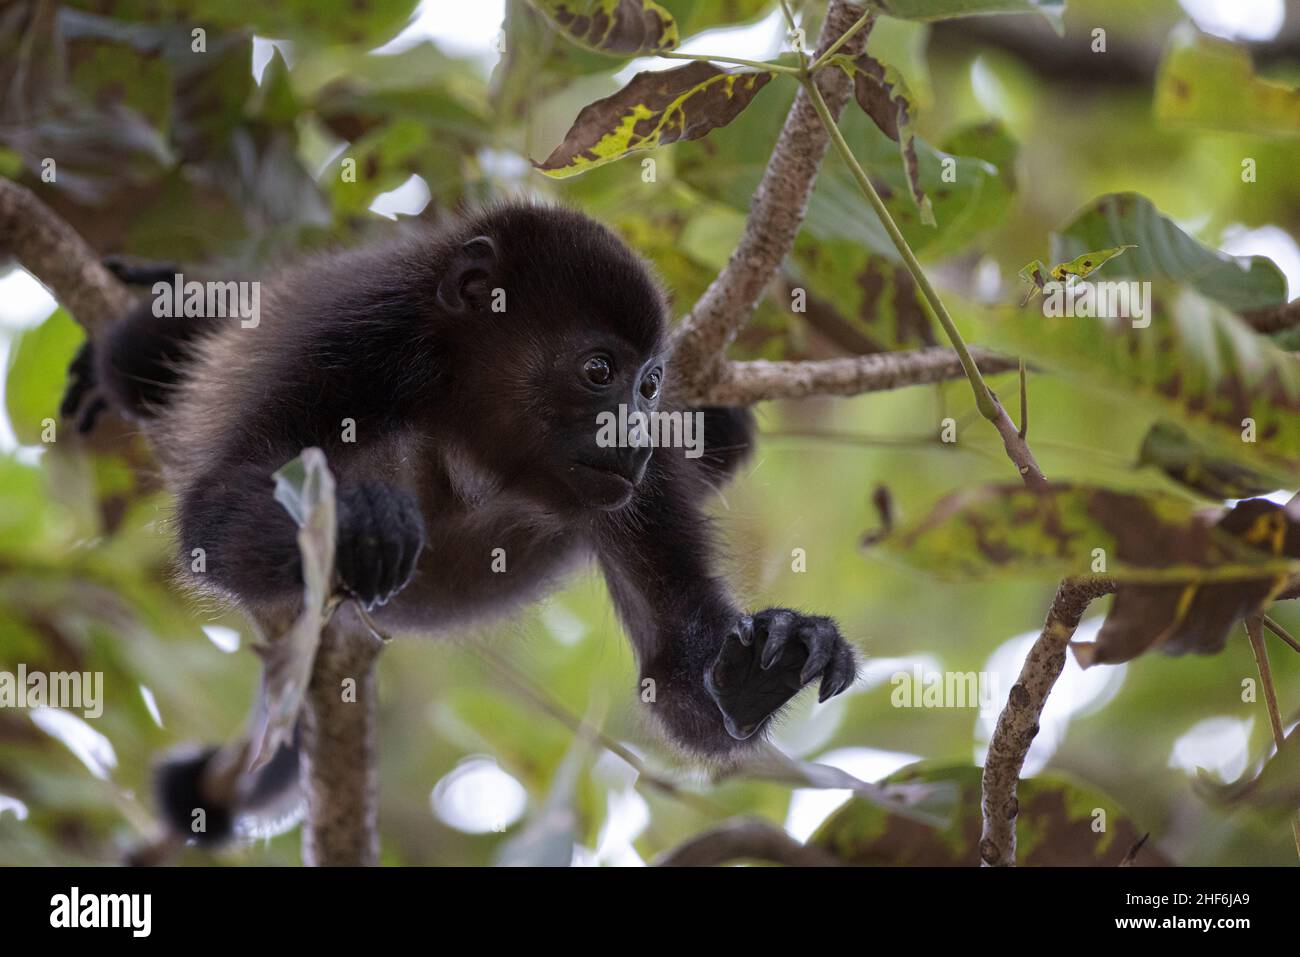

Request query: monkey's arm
[
  {"left": 596, "top": 458, "right": 857, "bottom": 760},
  {"left": 179, "top": 435, "right": 425, "bottom": 612}
]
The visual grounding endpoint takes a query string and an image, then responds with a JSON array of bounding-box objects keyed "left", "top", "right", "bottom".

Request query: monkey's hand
[
  {"left": 335, "top": 483, "right": 425, "bottom": 610},
  {"left": 704, "top": 609, "right": 857, "bottom": 741}
]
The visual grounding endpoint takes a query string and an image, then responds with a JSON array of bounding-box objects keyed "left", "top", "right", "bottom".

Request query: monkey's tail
[{"left": 154, "top": 731, "right": 302, "bottom": 847}]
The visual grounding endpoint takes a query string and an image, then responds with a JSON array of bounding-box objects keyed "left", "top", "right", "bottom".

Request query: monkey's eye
[
  {"left": 640, "top": 369, "right": 661, "bottom": 400},
  {"left": 583, "top": 355, "right": 613, "bottom": 385}
]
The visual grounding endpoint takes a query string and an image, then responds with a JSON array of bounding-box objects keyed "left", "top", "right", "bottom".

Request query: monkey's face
[{"left": 547, "top": 335, "right": 664, "bottom": 512}]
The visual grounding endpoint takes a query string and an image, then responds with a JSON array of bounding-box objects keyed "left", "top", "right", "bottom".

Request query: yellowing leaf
[
  {"left": 1156, "top": 25, "right": 1300, "bottom": 137},
  {"left": 535, "top": 61, "right": 773, "bottom": 177},
  {"left": 525, "top": 0, "right": 679, "bottom": 56}
]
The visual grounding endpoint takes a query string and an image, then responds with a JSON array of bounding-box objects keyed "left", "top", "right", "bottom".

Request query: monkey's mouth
[{"left": 570, "top": 460, "right": 638, "bottom": 510}]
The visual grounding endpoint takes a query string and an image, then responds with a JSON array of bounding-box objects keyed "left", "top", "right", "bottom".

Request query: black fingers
[
  {"left": 335, "top": 483, "right": 425, "bottom": 610},
  {"left": 818, "top": 641, "right": 858, "bottom": 703},
  {"left": 60, "top": 341, "right": 107, "bottom": 433}
]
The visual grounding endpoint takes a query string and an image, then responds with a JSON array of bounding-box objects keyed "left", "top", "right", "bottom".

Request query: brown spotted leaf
[
  {"left": 881, "top": 484, "right": 1297, "bottom": 585},
  {"left": 967, "top": 282, "right": 1300, "bottom": 481},
  {"left": 535, "top": 61, "right": 772, "bottom": 177},
  {"left": 1072, "top": 497, "right": 1300, "bottom": 667},
  {"left": 1138, "top": 421, "right": 1276, "bottom": 501},
  {"left": 834, "top": 50, "right": 934, "bottom": 226},
  {"left": 525, "top": 0, "right": 679, "bottom": 56},
  {"left": 810, "top": 764, "right": 1166, "bottom": 866},
  {"left": 791, "top": 236, "right": 937, "bottom": 352}
]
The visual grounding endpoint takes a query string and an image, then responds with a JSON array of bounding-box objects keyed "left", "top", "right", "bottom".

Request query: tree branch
[
  {"left": 691, "top": 347, "right": 1018, "bottom": 405},
  {"left": 299, "top": 613, "right": 385, "bottom": 866},
  {"left": 0, "top": 177, "right": 133, "bottom": 336},
  {"left": 979, "top": 576, "right": 1116, "bottom": 867},
  {"left": 1244, "top": 299, "right": 1300, "bottom": 335},
  {"left": 669, "top": 0, "right": 870, "bottom": 396}
]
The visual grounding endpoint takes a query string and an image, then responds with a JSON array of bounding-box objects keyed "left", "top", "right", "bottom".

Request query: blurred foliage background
[{"left": 1, "top": 0, "right": 1299, "bottom": 866}]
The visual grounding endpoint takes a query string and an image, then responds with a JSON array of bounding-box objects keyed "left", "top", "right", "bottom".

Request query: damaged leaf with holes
[
  {"left": 1018, "top": 244, "right": 1136, "bottom": 302},
  {"left": 535, "top": 61, "right": 773, "bottom": 177}
]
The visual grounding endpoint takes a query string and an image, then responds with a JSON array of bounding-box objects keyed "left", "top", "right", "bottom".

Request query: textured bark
[
  {"left": 670, "top": 0, "right": 870, "bottom": 396},
  {"left": 692, "top": 347, "right": 1019, "bottom": 405},
  {"left": 979, "top": 577, "right": 1116, "bottom": 867},
  {"left": 0, "top": 178, "right": 133, "bottom": 336},
  {"left": 300, "top": 618, "right": 384, "bottom": 867}
]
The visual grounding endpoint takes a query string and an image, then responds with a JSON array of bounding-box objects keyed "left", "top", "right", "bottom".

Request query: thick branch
[
  {"left": 653, "top": 818, "right": 842, "bottom": 867},
  {"left": 689, "top": 346, "right": 1018, "bottom": 405},
  {"left": 979, "top": 576, "right": 1116, "bottom": 867},
  {"left": 299, "top": 614, "right": 384, "bottom": 866},
  {"left": 1244, "top": 299, "right": 1300, "bottom": 335},
  {"left": 669, "top": 0, "right": 869, "bottom": 395},
  {"left": 0, "top": 177, "right": 133, "bottom": 335}
]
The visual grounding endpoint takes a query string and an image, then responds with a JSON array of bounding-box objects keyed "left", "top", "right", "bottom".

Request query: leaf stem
[
  {"left": 798, "top": 76, "right": 999, "bottom": 421},
  {"left": 658, "top": 50, "right": 804, "bottom": 76},
  {"left": 809, "top": 8, "right": 874, "bottom": 71},
  {"left": 1244, "top": 616, "right": 1300, "bottom": 859}
]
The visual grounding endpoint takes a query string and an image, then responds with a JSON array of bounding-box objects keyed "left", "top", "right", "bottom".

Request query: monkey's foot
[
  {"left": 335, "top": 483, "right": 426, "bottom": 610},
  {"left": 704, "top": 608, "right": 857, "bottom": 740}
]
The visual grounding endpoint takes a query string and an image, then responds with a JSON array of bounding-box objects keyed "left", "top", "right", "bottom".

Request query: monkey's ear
[{"left": 437, "top": 235, "right": 497, "bottom": 313}]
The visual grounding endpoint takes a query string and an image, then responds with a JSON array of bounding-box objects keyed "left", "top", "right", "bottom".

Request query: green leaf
[
  {"left": 810, "top": 764, "right": 1162, "bottom": 866},
  {"left": 4, "top": 308, "right": 83, "bottom": 446},
  {"left": 880, "top": 483, "right": 1298, "bottom": 584},
  {"left": 677, "top": 81, "right": 1015, "bottom": 258},
  {"left": 534, "top": 62, "right": 773, "bottom": 177},
  {"left": 970, "top": 285, "right": 1300, "bottom": 479},
  {"left": 1050, "top": 193, "right": 1288, "bottom": 313},
  {"left": 525, "top": 0, "right": 680, "bottom": 55},
  {"left": 667, "top": 0, "right": 773, "bottom": 37},
  {"left": 791, "top": 236, "right": 937, "bottom": 351},
  {"left": 71, "top": 0, "right": 415, "bottom": 47},
  {"left": 871, "top": 0, "right": 1065, "bottom": 35},
  {"left": 1138, "top": 422, "right": 1275, "bottom": 501},
  {"left": 1156, "top": 25, "right": 1300, "bottom": 137}
]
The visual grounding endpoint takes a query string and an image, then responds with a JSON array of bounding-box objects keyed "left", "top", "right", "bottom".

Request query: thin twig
[
  {"left": 1262, "top": 615, "right": 1300, "bottom": 655},
  {"left": 657, "top": 50, "right": 803, "bottom": 75},
  {"left": 474, "top": 644, "right": 721, "bottom": 815},
  {"left": 797, "top": 76, "right": 1048, "bottom": 488},
  {"left": 809, "top": 7, "right": 874, "bottom": 70},
  {"left": 1244, "top": 615, "right": 1300, "bottom": 858}
]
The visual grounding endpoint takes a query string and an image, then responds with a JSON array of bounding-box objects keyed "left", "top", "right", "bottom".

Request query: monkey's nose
[{"left": 618, "top": 443, "right": 652, "bottom": 485}]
